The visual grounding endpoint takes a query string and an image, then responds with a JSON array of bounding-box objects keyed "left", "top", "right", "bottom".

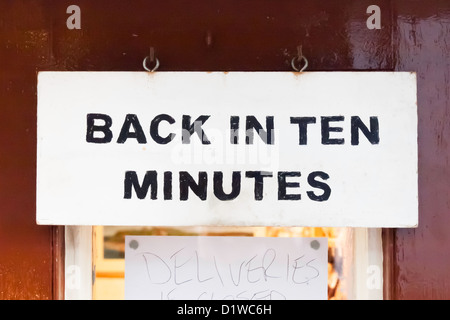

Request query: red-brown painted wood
[
  {"left": 0, "top": 0, "right": 448, "bottom": 299},
  {"left": 391, "top": 0, "right": 450, "bottom": 299}
]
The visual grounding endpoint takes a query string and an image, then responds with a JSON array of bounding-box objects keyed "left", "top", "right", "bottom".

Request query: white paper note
[{"left": 125, "top": 236, "right": 328, "bottom": 300}]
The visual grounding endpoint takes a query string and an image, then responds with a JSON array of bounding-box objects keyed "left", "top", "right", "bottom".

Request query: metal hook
[
  {"left": 143, "top": 47, "right": 160, "bottom": 72},
  {"left": 291, "top": 55, "right": 308, "bottom": 72},
  {"left": 297, "top": 45, "right": 303, "bottom": 58},
  {"left": 143, "top": 56, "right": 160, "bottom": 72},
  {"left": 291, "top": 45, "right": 308, "bottom": 72}
]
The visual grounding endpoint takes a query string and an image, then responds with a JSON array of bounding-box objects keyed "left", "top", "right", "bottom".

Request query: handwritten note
[{"left": 125, "top": 236, "right": 327, "bottom": 300}]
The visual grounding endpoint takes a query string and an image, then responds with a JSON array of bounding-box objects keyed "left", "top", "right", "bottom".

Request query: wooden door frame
[
  {"left": 382, "top": 228, "right": 395, "bottom": 300},
  {"left": 52, "top": 226, "right": 65, "bottom": 300}
]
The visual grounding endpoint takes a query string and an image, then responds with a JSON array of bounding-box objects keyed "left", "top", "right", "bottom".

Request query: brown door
[{"left": 1, "top": 0, "right": 449, "bottom": 299}]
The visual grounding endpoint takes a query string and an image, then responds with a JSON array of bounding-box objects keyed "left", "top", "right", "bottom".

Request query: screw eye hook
[
  {"left": 143, "top": 47, "right": 159, "bottom": 72},
  {"left": 143, "top": 56, "right": 160, "bottom": 72},
  {"left": 291, "top": 45, "right": 308, "bottom": 72}
]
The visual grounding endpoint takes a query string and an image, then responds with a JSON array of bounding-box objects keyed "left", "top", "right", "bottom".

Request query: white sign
[
  {"left": 36, "top": 71, "right": 418, "bottom": 227},
  {"left": 124, "top": 236, "right": 328, "bottom": 300}
]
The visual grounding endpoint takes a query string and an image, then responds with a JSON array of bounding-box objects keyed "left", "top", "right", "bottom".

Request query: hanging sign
[
  {"left": 124, "top": 236, "right": 328, "bottom": 300},
  {"left": 36, "top": 72, "right": 417, "bottom": 227}
]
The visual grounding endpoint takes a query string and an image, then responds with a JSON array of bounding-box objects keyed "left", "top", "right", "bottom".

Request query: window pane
[{"left": 93, "top": 226, "right": 351, "bottom": 300}]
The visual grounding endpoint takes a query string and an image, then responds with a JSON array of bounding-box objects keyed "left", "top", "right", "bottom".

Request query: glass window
[{"left": 87, "top": 226, "right": 381, "bottom": 300}]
